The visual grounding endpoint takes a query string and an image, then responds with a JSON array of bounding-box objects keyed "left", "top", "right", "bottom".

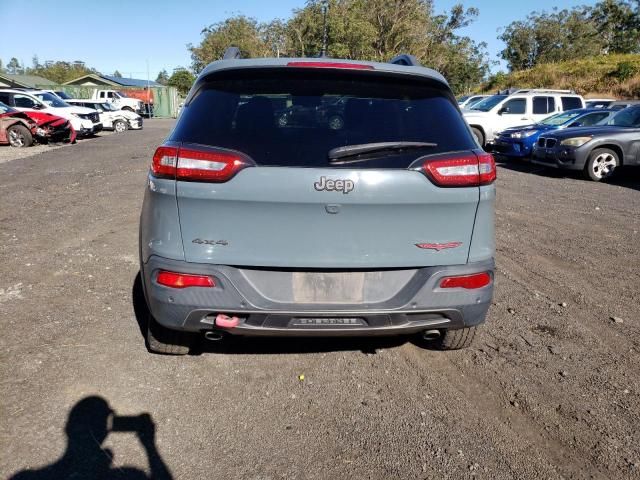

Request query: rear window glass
[
  {"left": 561, "top": 96, "right": 583, "bottom": 110},
  {"left": 172, "top": 70, "right": 476, "bottom": 168}
]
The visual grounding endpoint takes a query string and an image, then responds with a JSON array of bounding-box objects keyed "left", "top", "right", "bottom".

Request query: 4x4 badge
[
  {"left": 415, "top": 242, "right": 462, "bottom": 251},
  {"left": 314, "top": 176, "right": 354, "bottom": 194}
]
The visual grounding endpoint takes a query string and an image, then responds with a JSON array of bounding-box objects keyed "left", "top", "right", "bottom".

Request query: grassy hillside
[{"left": 481, "top": 54, "right": 640, "bottom": 99}]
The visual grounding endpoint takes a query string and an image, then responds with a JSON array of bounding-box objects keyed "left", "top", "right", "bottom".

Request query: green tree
[
  {"left": 0, "top": 59, "right": 4, "bottom": 72},
  {"left": 31, "top": 55, "right": 40, "bottom": 70},
  {"left": 30, "top": 61, "right": 98, "bottom": 83},
  {"left": 499, "top": 1, "right": 640, "bottom": 71},
  {"left": 7, "top": 57, "right": 21, "bottom": 74},
  {"left": 189, "top": 16, "right": 271, "bottom": 72},
  {"left": 155, "top": 69, "right": 170, "bottom": 85},
  {"left": 112, "top": 70, "right": 123, "bottom": 78},
  {"left": 168, "top": 69, "right": 196, "bottom": 96},
  {"left": 591, "top": 0, "right": 640, "bottom": 53},
  {"left": 187, "top": 1, "right": 490, "bottom": 92}
]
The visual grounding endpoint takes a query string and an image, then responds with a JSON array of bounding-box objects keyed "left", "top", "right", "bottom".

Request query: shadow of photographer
[{"left": 10, "top": 396, "right": 173, "bottom": 480}]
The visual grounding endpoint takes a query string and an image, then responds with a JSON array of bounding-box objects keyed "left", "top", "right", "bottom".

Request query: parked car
[
  {"left": 585, "top": 98, "right": 616, "bottom": 109},
  {"left": 492, "top": 108, "right": 615, "bottom": 159},
  {"left": 463, "top": 89, "right": 585, "bottom": 147},
  {"left": 457, "top": 94, "right": 489, "bottom": 110},
  {"left": 139, "top": 52, "right": 496, "bottom": 354},
  {"left": 66, "top": 99, "right": 143, "bottom": 132},
  {"left": 0, "top": 101, "right": 75, "bottom": 147},
  {"left": 0, "top": 89, "right": 101, "bottom": 137},
  {"left": 532, "top": 104, "right": 640, "bottom": 181}
]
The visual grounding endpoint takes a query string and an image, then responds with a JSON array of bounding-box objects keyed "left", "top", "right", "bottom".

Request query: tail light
[
  {"left": 440, "top": 272, "right": 491, "bottom": 289},
  {"left": 151, "top": 144, "right": 252, "bottom": 182},
  {"left": 157, "top": 270, "right": 216, "bottom": 288},
  {"left": 420, "top": 151, "right": 496, "bottom": 187}
]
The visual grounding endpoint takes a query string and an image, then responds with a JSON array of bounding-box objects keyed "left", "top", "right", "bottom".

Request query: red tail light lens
[
  {"left": 287, "top": 61, "right": 374, "bottom": 70},
  {"left": 176, "top": 147, "right": 247, "bottom": 182},
  {"left": 151, "top": 145, "right": 252, "bottom": 182},
  {"left": 421, "top": 152, "right": 496, "bottom": 187},
  {"left": 152, "top": 146, "right": 178, "bottom": 178},
  {"left": 440, "top": 272, "right": 491, "bottom": 289},
  {"left": 157, "top": 271, "right": 216, "bottom": 288}
]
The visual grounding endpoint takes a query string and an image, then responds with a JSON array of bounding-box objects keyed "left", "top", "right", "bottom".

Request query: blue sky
[{"left": 0, "top": 0, "right": 596, "bottom": 80}]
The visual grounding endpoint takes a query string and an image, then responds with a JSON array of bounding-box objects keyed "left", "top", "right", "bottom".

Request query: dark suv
[{"left": 139, "top": 51, "right": 496, "bottom": 354}]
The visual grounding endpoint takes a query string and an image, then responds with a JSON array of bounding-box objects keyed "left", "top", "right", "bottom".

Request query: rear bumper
[{"left": 141, "top": 255, "right": 494, "bottom": 336}]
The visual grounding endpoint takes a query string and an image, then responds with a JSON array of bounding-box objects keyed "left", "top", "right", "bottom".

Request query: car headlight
[
  {"left": 560, "top": 136, "right": 592, "bottom": 147},
  {"left": 36, "top": 127, "right": 47, "bottom": 136},
  {"left": 512, "top": 130, "right": 537, "bottom": 139},
  {"left": 70, "top": 113, "right": 80, "bottom": 118}
]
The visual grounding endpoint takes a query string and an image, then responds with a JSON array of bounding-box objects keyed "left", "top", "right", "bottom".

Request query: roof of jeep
[{"left": 194, "top": 57, "right": 448, "bottom": 94}]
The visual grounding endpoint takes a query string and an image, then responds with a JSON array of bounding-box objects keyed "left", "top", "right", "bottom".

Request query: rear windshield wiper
[{"left": 328, "top": 141, "right": 438, "bottom": 164}]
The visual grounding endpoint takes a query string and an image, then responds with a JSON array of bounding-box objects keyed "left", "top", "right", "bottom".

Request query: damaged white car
[{"left": 66, "top": 99, "right": 143, "bottom": 133}]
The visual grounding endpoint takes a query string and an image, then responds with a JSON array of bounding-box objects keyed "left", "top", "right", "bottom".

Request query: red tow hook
[{"left": 215, "top": 314, "right": 240, "bottom": 328}]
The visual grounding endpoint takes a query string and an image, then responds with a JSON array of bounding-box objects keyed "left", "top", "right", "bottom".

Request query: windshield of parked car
[
  {"left": 54, "top": 91, "right": 72, "bottom": 100},
  {"left": 0, "top": 101, "right": 17, "bottom": 114},
  {"left": 116, "top": 91, "right": 129, "bottom": 98},
  {"left": 100, "top": 103, "right": 116, "bottom": 111},
  {"left": 34, "top": 92, "right": 69, "bottom": 108},
  {"left": 173, "top": 70, "right": 476, "bottom": 168},
  {"left": 539, "top": 111, "right": 582, "bottom": 126},
  {"left": 604, "top": 106, "right": 640, "bottom": 127},
  {"left": 469, "top": 95, "right": 507, "bottom": 112},
  {"left": 457, "top": 95, "right": 470, "bottom": 103}
]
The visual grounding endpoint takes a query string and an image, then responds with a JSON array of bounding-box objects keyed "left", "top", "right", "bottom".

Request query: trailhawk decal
[
  {"left": 314, "top": 176, "right": 354, "bottom": 194},
  {"left": 415, "top": 242, "right": 463, "bottom": 251}
]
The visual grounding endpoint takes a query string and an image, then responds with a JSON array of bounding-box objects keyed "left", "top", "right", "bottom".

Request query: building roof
[
  {"left": 0, "top": 73, "right": 57, "bottom": 88},
  {"left": 63, "top": 73, "right": 121, "bottom": 86},
  {"left": 101, "top": 75, "right": 162, "bottom": 87},
  {"left": 64, "top": 73, "right": 161, "bottom": 87}
]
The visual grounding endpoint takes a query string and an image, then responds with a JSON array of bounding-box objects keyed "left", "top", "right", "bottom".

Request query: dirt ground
[{"left": 1, "top": 119, "right": 638, "bottom": 479}]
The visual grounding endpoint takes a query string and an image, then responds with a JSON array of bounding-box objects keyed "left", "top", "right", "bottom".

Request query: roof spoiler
[
  {"left": 388, "top": 54, "right": 421, "bottom": 67},
  {"left": 220, "top": 46, "right": 423, "bottom": 68}
]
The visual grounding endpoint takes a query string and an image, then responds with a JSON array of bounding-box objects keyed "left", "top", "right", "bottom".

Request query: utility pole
[{"left": 320, "top": 1, "right": 329, "bottom": 57}]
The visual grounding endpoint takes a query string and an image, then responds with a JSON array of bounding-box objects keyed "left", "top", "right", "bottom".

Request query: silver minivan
[{"left": 139, "top": 52, "right": 496, "bottom": 354}]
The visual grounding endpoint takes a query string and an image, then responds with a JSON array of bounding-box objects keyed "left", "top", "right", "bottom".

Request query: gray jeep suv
[{"left": 139, "top": 52, "right": 496, "bottom": 354}]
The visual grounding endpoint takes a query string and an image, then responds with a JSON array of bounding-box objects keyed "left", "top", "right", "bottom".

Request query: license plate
[{"left": 292, "top": 272, "right": 365, "bottom": 303}]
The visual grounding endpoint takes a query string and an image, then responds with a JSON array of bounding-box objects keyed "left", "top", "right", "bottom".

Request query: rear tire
[
  {"left": 471, "top": 127, "right": 484, "bottom": 148},
  {"left": 146, "top": 314, "right": 195, "bottom": 355},
  {"left": 438, "top": 326, "right": 477, "bottom": 350},
  {"left": 584, "top": 148, "right": 619, "bottom": 182},
  {"left": 8, "top": 124, "right": 33, "bottom": 148}
]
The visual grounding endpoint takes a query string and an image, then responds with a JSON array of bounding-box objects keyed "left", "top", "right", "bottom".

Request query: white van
[{"left": 463, "top": 89, "right": 585, "bottom": 147}]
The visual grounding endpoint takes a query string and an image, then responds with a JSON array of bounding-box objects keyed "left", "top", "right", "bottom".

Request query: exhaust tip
[
  {"left": 204, "top": 330, "right": 226, "bottom": 342},
  {"left": 422, "top": 329, "right": 441, "bottom": 341}
]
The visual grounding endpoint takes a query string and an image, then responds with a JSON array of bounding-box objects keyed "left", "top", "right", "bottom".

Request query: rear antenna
[
  {"left": 223, "top": 46, "right": 241, "bottom": 60},
  {"left": 320, "top": 1, "right": 329, "bottom": 57}
]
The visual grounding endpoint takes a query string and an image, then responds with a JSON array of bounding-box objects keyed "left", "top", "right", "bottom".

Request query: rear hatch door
[{"left": 172, "top": 66, "right": 482, "bottom": 268}]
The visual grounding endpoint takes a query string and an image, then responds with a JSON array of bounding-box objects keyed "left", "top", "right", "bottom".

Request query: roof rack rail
[
  {"left": 389, "top": 54, "right": 421, "bottom": 67},
  {"left": 223, "top": 46, "right": 241, "bottom": 60},
  {"left": 512, "top": 88, "right": 575, "bottom": 94}
]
